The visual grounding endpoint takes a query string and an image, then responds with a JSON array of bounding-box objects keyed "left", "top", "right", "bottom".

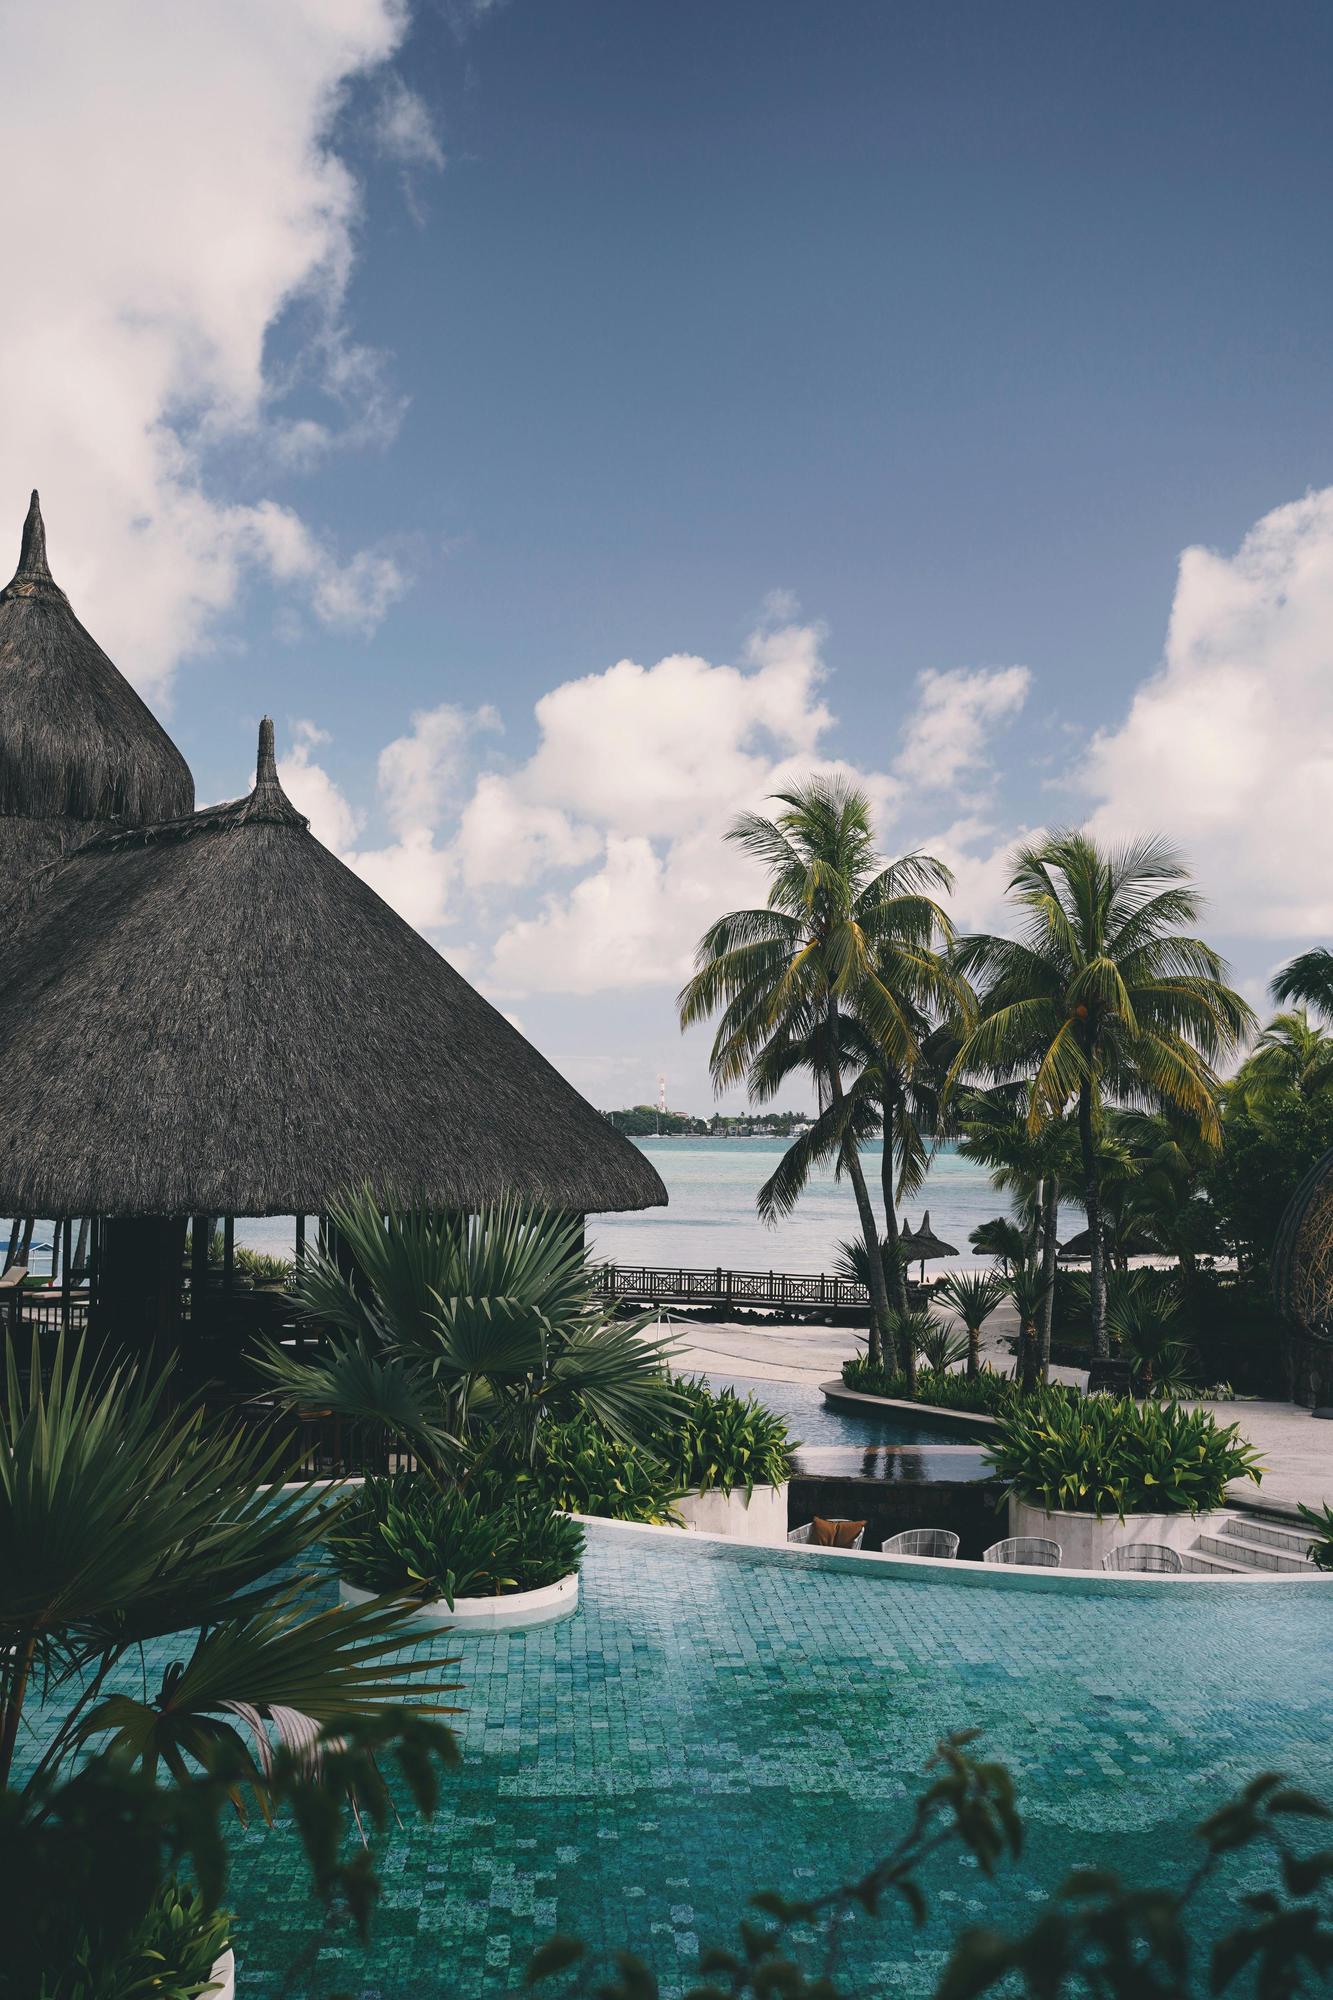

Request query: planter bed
[
  {"left": 339, "top": 1572, "right": 579, "bottom": 1633},
  {"left": 675, "top": 1480, "right": 788, "bottom": 1545},
  {"left": 1008, "top": 1496, "right": 1221, "bottom": 1568}
]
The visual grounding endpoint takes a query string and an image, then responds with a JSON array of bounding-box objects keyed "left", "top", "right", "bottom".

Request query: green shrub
[
  {"left": 983, "top": 1388, "right": 1265, "bottom": 1520},
  {"left": 48, "top": 1879, "right": 230, "bottom": 2000},
  {"left": 529, "top": 1415, "right": 684, "bottom": 1524},
  {"left": 663, "top": 1377, "right": 798, "bottom": 1497},
  {"left": 325, "top": 1474, "right": 585, "bottom": 1605},
  {"left": 841, "top": 1356, "right": 1019, "bottom": 1415}
]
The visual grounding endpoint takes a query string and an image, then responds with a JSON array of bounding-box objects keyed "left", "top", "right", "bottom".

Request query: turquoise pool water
[{"left": 219, "top": 1523, "right": 1333, "bottom": 1997}]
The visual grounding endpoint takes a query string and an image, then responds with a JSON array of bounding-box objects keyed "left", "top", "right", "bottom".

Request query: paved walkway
[{"left": 663, "top": 1305, "right": 1333, "bottom": 1517}]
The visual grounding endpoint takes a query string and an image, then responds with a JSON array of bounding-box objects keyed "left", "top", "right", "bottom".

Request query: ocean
[{"left": 4, "top": 1139, "right": 1081, "bottom": 1278}]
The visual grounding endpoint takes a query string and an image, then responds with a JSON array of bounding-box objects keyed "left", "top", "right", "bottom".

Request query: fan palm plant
[
  {"left": 0, "top": 1334, "right": 457, "bottom": 1987},
  {"left": 968, "top": 1215, "right": 1034, "bottom": 1274},
  {"left": 678, "top": 776, "right": 960, "bottom": 1368},
  {"left": 1100, "top": 1270, "right": 1193, "bottom": 1393},
  {"left": 258, "top": 1189, "right": 680, "bottom": 1471},
  {"left": 951, "top": 832, "right": 1253, "bottom": 1356},
  {"left": 934, "top": 1270, "right": 1007, "bottom": 1379}
]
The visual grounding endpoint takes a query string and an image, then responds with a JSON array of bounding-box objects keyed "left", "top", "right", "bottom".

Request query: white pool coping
[
  {"left": 819, "top": 1379, "right": 999, "bottom": 1432},
  {"left": 569, "top": 1512, "right": 1333, "bottom": 1595}
]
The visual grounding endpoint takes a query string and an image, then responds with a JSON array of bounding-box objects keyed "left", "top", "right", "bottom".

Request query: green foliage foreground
[
  {"left": 983, "top": 1389, "right": 1265, "bottom": 1521},
  {"left": 525, "top": 1734, "right": 1333, "bottom": 2000}
]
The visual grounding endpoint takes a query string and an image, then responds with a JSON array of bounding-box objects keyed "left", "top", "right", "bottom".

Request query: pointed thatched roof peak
[
  {"left": 0, "top": 489, "right": 194, "bottom": 838},
  {"left": 0, "top": 717, "right": 666, "bottom": 1219},
  {"left": 10, "top": 490, "right": 58, "bottom": 596}
]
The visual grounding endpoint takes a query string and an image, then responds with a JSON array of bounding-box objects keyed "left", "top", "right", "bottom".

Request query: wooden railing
[{"left": 593, "top": 1263, "right": 870, "bottom": 1310}]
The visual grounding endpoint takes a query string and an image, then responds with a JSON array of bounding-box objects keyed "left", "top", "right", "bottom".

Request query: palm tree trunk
[
  {"left": 827, "top": 1008, "right": 896, "bottom": 1374},
  {"left": 1078, "top": 1081, "right": 1110, "bottom": 1359},
  {"left": 966, "top": 1323, "right": 981, "bottom": 1379},
  {"left": 878, "top": 1076, "right": 910, "bottom": 1314},
  {"left": 1019, "top": 1315, "right": 1039, "bottom": 1395},
  {"left": 1039, "top": 1176, "right": 1059, "bottom": 1380}
]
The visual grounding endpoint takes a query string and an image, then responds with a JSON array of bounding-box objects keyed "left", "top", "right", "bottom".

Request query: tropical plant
[
  {"left": 662, "top": 1377, "right": 797, "bottom": 1498},
  {"left": 526, "top": 1738, "right": 1333, "bottom": 2000},
  {"left": 951, "top": 832, "right": 1253, "bottom": 1357},
  {"left": 914, "top": 1314, "right": 970, "bottom": 1375},
  {"left": 831, "top": 1232, "right": 906, "bottom": 1327},
  {"left": 51, "top": 1879, "right": 233, "bottom": 2000},
  {"left": 1272, "top": 946, "right": 1333, "bottom": 1022},
  {"left": 1233, "top": 1009, "right": 1333, "bottom": 1122},
  {"left": 325, "top": 1474, "right": 585, "bottom": 1607},
  {"left": 257, "top": 1189, "right": 680, "bottom": 1469},
  {"left": 0, "top": 1334, "right": 458, "bottom": 1994},
  {"left": 529, "top": 1414, "right": 685, "bottom": 1525},
  {"left": 677, "top": 776, "right": 963, "bottom": 1370},
  {"left": 1297, "top": 1501, "right": 1333, "bottom": 1572},
  {"left": 1098, "top": 1268, "right": 1193, "bottom": 1392},
  {"left": 841, "top": 1355, "right": 1018, "bottom": 1415},
  {"left": 933, "top": 1270, "right": 1006, "bottom": 1378},
  {"left": 1002, "top": 1265, "right": 1051, "bottom": 1394},
  {"left": 956, "top": 1088, "right": 1078, "bottom": 1371},
  {"left": 983, "top": 1387, "right": 1264, "bottom": 1520},
  {"left": 968, "top": 1214, "right": 1034, "bottom": 1273}
]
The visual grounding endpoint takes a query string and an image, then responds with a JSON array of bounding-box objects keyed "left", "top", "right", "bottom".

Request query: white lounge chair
[
  {"left": 1102, "top": 1543, "right": 1183, "bottom": 1573},
  {"left": 881, "top": 1528, "right": 959, "bottom": 1559},
  {"left": 983, "top": 1535, "right": 1061, "bottom": 1568}
]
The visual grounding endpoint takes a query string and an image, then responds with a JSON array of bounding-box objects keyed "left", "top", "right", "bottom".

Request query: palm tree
[
  {"left": 259, "top": 1190, "right": 680, "bottom": 1469},
  {"left": 968, "top": 1215, "right": 1034, "bottom": 1273},
  {"left": 934, "top": 1269, "right": 1006, "bottom": 1378},
  {"left": 1233, "top": 1008, "right": 1333, "bottom": 1119},
  {"left": 678, "top": 777, "right": 958, "bottom": 1369},
  {"left": 951, "top": 831, "right": 1253, "bottom": 1357},
  {"left": 1004, "top": 1266, "right": 1051, "bottom": 1395},
  {"left": 1272, "top": 947, "right": 1333, "bottom": 1022},
  {"left": 955, "top": 1087, "right": 1079, "bottom": 1378}
]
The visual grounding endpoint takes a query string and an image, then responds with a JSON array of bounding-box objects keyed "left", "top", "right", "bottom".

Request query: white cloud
[
  {"left": 1085, "top": 488, "right": 1333, "bottom": 935},
  {"left": 372, "top": 76, "right": 446, "bottom": 171},
  {"left": 277, "top": 719, "right": 366, "bottom": 852},
  {"left": 894, "top": 665, "right": 1032, "bottom": 792},
  {"left": 0, "top": 0, "right": 412, "bottom": 697}
]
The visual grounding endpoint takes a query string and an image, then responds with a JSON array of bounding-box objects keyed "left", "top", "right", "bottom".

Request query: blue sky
[{"left": 5, "top": 0, "right": 1333, "bottom": 1109}]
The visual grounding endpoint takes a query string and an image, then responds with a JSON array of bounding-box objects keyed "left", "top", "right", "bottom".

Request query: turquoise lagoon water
[
  {"left": 18, "top": 1134, "right": 1062, "bottom": 1276},
  {"left": 215, "top": 1523, "right": 1333, "bottom": 1997}
]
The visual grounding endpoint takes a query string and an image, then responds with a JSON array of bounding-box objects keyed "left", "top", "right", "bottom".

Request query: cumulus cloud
[
  {"left": 894, "top": 665, "right": 1032, "bottom": 792},
  {"left": 1084, "top": 488, "right": 1333, "bottom": 935},
  {"left": 0, "top": 0, "right": 412, "bottom": 696}
]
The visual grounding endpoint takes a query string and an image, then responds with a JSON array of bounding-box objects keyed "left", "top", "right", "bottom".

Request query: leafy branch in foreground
[{"left": 525, "top": 1741, "right": 1333, "bottom": 2000}]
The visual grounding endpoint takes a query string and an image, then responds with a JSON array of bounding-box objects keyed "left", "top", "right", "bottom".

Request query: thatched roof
[
  {"left": 899, "top": 1211, "right": 959, "bottom": 1260},
  {"left": 0, "top": 493, "right": 193, "bottom": 869},
  {"left": 0, "top": 719, "right": 666, "bottom": 1219}
]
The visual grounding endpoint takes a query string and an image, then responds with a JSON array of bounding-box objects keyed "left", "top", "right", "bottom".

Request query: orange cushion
[{"left": 812, "top": 1516, "right": 865, "bottom": 1547}]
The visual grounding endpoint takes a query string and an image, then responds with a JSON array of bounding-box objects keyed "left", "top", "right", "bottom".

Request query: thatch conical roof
[
  {"left": 0, "top": 719, "right": 666, "bottom": 1219},
  {"left": 899, "top": 1211, "right": 959, "bottom": 1261},
  {"left": 0, "top": 492, "right": 194, "bottom": 881}
]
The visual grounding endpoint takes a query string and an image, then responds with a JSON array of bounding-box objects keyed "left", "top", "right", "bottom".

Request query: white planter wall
[
  {"left": 675, "top": 1481, "right": 789, "bottom": 1545},
  {"left": 208, "top": 1950, "right": 235, "bottom": 2000},
  {"left": 340, "top": 1572, "right": 579, "bottom": 1632},
  {"left": 1009, "top": 1496, "right": 1220, "bottom": 1567}
]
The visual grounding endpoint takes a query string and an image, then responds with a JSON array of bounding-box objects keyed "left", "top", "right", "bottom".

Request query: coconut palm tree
[
  {"left": 1271, "top": 947, "right": 1333, "bottom": 1022},
  {"left": 951, "top": 832, "right": 1253, "bottom": 1357},
  {"left": 968, "top": 1215, "right": 1034, "bottom": 1273},
  {"left": 1233, "top": 1009, "right": 1333, "bottom": 1119},
  {"left": 678, "top": 777, "right": 958, "bottom": 1368},
  {"left": 934, "top": 1269, "right": 1007, "bottom": 1379},
  {"left": 1004, "top": 1266, "right": 1051, "bottom": 1395},
  {"left": 955, "top": 1088, "right": 1080, "bottom": 1377}
]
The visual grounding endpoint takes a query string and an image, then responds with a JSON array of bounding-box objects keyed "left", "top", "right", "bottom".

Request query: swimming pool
[
  {"left": 703, "top": 1371, "right": 984, "bottom": 1447},
  {"left": 222, "top": 1521, "right": 1333, "bottom": 1996}
]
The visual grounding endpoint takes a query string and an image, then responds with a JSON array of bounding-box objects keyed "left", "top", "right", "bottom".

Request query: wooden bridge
[{"left": 593, "top": 1262, "right": 870, "bottom": 1315}]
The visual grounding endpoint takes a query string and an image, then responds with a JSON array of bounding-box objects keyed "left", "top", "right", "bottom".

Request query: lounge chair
[
  {"left": 789, "top": 1518, "right": 866, "bottom": 1549},
  {"left": 983, "top": 1535, "right": 1061, "bottom": 1568},
  {"left": 881, "top": 1528, "right": 960, "bottom": 1559},
  {"left": 1101, "top": 1543, "right": 1183, "bottom": 1573}
]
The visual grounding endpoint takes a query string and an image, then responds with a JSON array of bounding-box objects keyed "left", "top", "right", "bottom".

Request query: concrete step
[
  {"left": 1194, "top": 1527, "right": 1314, "bottom": 1573},
  {"left": 1216, "top": 1514, "right": 1316, "bottom": 1558},
  {"left": 1182, "top": 1550, "right": 1251, "bottom": 1574}
]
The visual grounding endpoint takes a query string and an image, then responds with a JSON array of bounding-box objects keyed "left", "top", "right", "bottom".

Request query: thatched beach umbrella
[
  {"left": 0, "top": 493, "right": 194, "bottom": 886},
  {"left": 1057, "top": 1226, "right": 1094, "bottom": 1262},
  {"left": 899, "top": 1210, "right": 959, "bottom": 1283},
  {"left": 0, "top": 718, "right": 664, "bottom": 1343}
]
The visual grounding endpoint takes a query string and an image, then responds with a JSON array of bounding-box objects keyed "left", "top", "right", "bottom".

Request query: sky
[{"left": 3, "top": 0, "right": 1333, "bottom": 1113}]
